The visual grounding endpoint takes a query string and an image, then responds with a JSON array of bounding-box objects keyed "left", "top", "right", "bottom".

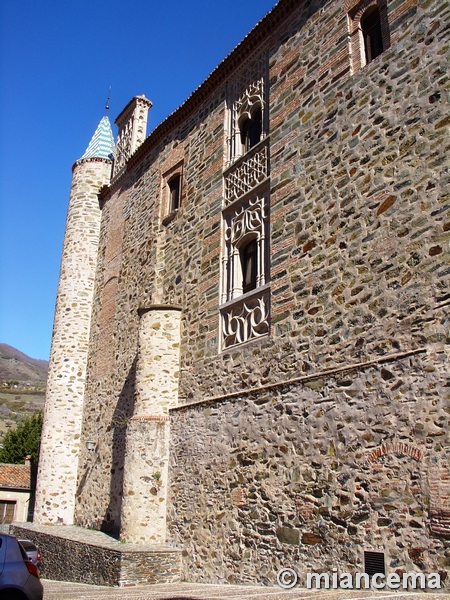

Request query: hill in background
[
  {"left": 0, "top": 344, "right": 48, "bottom": 438},
  {"left": 0, "top": 344, "right": 48, "bottom": 386}
]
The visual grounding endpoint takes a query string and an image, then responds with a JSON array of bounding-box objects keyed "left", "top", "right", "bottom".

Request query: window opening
[
  {"left": 241, "top": 238, "right": 258, "bottom": 294},
  {"left": 240, "top": 107, "right": 263, "bottom": 153},
  {"left": 362, "top": 7, "right": 383, "bottom": 64},
  {"left": 0, "top": 500, "right": 16, "bottom": 524},
  {"left": 168, "top": 174, "right": 181, "bottom": 212},
  {"left": 364, "top": 551, "right": 385, "bottom": 577}
]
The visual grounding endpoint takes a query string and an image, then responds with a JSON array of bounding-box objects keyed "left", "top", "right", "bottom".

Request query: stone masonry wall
[
  {"left": 75, "top": 88, "right": 227, "bottom": 532},
  {"left": 11, "top": 523, "right": 181, "bottom": 586},
  {"left": 168, "top": 351, "right": 449, "bottom": 585},
  {"left": 74, "top": 0, "right": 449, "bottom": 582},
  {"left": 166, "top": 0, "right": 450, "bottom": 585},
  {"left": 175, "top": 0, "right": 450, "bottom": 403}
]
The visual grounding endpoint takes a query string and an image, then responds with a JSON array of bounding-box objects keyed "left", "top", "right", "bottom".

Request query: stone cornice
[
  {"left": 172, "top": 347, "right": 428, "bottom": 410},
  {"left": 72, "top": 156, "right": 112, "bottom": 173}
]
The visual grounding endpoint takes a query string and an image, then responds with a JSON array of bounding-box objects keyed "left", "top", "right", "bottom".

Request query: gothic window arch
[{"left": 226, "top": 53, "right": 268, "bottom": 164}]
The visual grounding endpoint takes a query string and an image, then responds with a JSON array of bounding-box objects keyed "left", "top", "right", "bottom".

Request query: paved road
[{"left": 42, "top": 580, "right": 449, "bottom": 599}]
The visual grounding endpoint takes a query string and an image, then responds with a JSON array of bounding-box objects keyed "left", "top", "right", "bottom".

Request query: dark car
[
  {"left": 0, "top": 533, "right": 43, "bottom": 600},
  {"left": 18, "top": 540, "right": 41, "bottom": 568}
]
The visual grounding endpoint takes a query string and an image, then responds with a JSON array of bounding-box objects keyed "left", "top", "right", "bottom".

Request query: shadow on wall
[
  {"left": 28, "top": 463, "right": 38, "bottom": 521},
  {"left": 100, "top": 355, "right": 137, "bottom": 537}
]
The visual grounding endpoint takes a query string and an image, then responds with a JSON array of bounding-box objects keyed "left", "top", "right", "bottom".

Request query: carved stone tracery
[
  {"left": 224, "top": 143, "right": 268, "bottom": 206},
  {"left": 226, "top": 53, "right": 267, "bottom": 164},
  {"left": 224, "top": 194, "right": 268, "bottom": 248},
  {"left": 221, "top": 191, "right": 269, "bottom": 304},
  {"left": 221, "top": 288, "right": 270, "bottom": 350},
  {"left": 113, "top": 95, "right": 152, "bottom": 179},
  {"left": 220, "top": 52, "right": 270, "bottom": 350},
  {"left": 114, "top": 118, "right": 133, "bottom": 175}
]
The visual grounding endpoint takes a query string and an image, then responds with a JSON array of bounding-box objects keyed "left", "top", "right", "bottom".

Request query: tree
[{"left": 0, "top": 412, "right": 43, "bottom": 464}]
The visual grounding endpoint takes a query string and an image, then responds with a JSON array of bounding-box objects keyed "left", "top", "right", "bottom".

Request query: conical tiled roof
[{"left": 81, "top": 116, "right": 115, "bottom": 160}]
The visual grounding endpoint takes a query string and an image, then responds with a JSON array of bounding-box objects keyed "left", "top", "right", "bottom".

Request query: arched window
[
  {"left": 239, "top": 106, "right": 263, "bottom": 153},
  {"left": 240, "top": 238, "right": 258, "bottom": 294},
  {"left": 361, "top": 6, "right": 383, "bottom": 64}
]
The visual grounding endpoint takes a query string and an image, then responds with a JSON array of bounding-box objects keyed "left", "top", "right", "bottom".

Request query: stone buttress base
[{"left": 10, "top": 523, "right": 181, "bottom": 587}]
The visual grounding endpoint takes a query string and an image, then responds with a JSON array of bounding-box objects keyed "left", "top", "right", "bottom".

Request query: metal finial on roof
[{"left": 105, "top": 86, "right": 111, "bottom": 114}]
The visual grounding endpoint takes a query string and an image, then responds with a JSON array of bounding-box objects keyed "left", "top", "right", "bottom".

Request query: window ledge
[
  {"left": 219, "top": 283, "right": 271, "bottom": 311},
  {"left": 161, "top": 209, "right": 179, "bottom": 226}
]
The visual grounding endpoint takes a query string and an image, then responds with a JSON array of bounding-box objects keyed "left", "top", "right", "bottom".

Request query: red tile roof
[{"left": 0, "top": 464, "right": 31, "bottom": 489}]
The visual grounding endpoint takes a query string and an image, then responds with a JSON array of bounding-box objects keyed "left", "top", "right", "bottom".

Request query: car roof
[{"left": 18, "top": 540, "right": 37, "bottom": 550}]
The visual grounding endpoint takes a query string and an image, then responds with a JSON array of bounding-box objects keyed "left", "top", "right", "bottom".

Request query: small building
[{"left": 0, "top": 460, "right": 34, "bottom": 530}]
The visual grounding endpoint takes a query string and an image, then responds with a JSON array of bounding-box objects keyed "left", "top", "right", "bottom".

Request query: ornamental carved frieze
[
  {"left": 224, "top": 193, "right": 268, "bottom": 247},
  {"left": 114, "top": 118, "right": 133, "bottom": 176},
  {"left": 221, "top": 287, "right": 270, "bottom": 349},
  {"left": 224, "top": 142, "right": 268, "bottom": 206}
]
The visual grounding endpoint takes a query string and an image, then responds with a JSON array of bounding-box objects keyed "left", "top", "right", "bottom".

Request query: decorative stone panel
[
  {"left": 223, "top": 140, "right": 269, "bottom": 206},
  {"left": 220, "top": 183, "right": 270, "bottom": 350},
  {"left": 113, "top": 95, "right": 152, "bottom": 179},
  {"left": 220, "top": 285, "right": 270, "bottom": 350}
]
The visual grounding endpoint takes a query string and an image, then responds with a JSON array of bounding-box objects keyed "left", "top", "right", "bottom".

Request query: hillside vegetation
[{"left": 0, "top": 344, "right": 48, "bottom": 438}]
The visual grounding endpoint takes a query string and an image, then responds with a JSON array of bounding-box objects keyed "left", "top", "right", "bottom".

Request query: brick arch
[
  {"left": 346, "top": 0, "right": 390, "bottom": 72},
  {"left": 364, "top": 441, "right": 425, "bottom": 465},
  {"left": 348, "top": 0, "right": 382, "bottom": 24},
  {"left": 428, "top": 451, "right": 450, "bottom": 538}
]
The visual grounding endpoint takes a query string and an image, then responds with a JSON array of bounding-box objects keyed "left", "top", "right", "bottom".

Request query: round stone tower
[{"left": 34, "top": 116, "right": 115, "bottom": 525}]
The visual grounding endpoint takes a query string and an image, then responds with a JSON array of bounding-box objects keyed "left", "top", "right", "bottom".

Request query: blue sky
[{"left": 0, "top": 0, "right": 276, "bottom": 360}]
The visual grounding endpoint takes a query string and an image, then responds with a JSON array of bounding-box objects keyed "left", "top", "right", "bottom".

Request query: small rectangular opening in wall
[
  {"left": 0, "top": 500, "right": 16, "bottom": 524},
  {"left": 364, "top": 550, "right": 385, "bottom": 577}
]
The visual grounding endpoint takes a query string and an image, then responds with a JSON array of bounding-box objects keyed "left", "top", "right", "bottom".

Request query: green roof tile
[{"left": 82, "top": 116, "right": 115, "bottom": 160}]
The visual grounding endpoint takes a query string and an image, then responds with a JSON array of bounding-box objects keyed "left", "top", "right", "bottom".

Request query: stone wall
[
  {"left": 73, "top": 0, "right": 450, "bottom": 585},
  {"left": 11, "top": 523, "right": 181, "bottom": 586},
  {"left": 74, "top": 88, "right": 226, "bottom": 532},
  {"left": 167, "top": 0, "right": 450, "bottom": 585},
  {"left": 168, "top": 351, "right": 449, "bottom": 585}
]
